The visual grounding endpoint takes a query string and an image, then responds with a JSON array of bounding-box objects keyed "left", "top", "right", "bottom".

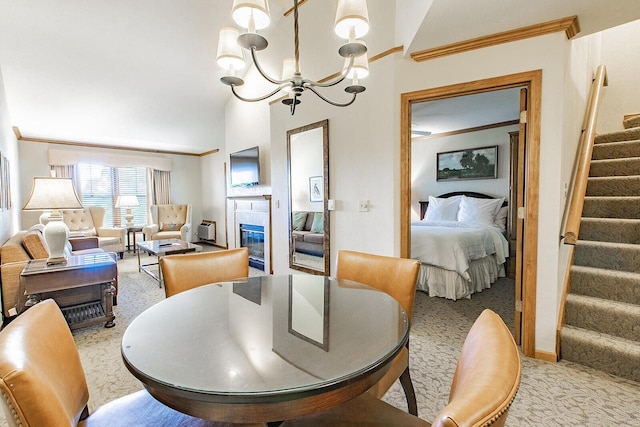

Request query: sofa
[
  {"left": 143, "top": 204, "right": 192, "bottom": 242},
  {"left": 0, "top": 224, "right": 117, "bottom": 321},
  {"left": 62, "top": 206, "right": 126, "bottom": 258},
  {"left": 291, "top": 211, "right": 324, "bottom": 257}
]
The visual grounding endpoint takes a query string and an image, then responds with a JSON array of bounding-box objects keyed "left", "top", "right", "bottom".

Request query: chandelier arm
[
  {"left": 231, "top": 84, "right": 290, "bottom": 102},
  {"left": 303, "top": 56, "right": 355, "bottom": 88},
  {"left": 250, "top": 48, "right": 289, "bottom": 86},
  {"left": 306, "top": 86, "right": 358, "bottom": 107}
]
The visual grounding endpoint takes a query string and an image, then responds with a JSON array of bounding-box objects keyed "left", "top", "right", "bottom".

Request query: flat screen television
[{"left": 230, "top": 146, "right": 260, "bottom": 187}]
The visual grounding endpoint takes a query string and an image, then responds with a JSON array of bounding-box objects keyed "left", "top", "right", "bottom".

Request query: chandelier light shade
[
  {"left": 232, "top": 0, "right": 271, "bottom": 30},
  {"left": 22, "top": 177, "right": 83, "bottom": 265},
  {"left": 115, "top": 195, "right": 140, "bottom": 228},
  {"left": 334, "top": 0, "right": 370, "bottom": 40},
  {"left": 217, "top": 0, "right": 371, "bottom": 115},
  {"left": 216, "top": 27, "right": 246, "bottom": 71}
]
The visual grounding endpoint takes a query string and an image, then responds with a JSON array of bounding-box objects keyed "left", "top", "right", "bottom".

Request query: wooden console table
[{"left": 20, "top": 253, "right": 117, "bottom": 329}]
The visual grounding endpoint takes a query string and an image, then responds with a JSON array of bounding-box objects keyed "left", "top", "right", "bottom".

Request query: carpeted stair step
[
  {"left": 560, "top": 325, "right": 640, "bottom": 383},
  {"left": 573, "top": 240, "right": 639, "bottom": 273},
  {"left": 565, "top": 293, "right": 640, "bottom": 341},
  {"left": 570, "top": 266, "right": 640, "bottom": 305},
  {"left": 623, "top": 115, "right": 640, "bottom": 129},
  {"left": 595, "top": 127, "right": 640, "bottom": 144},
  {"left": 579, "top": 218, "right": 640, "bottom": 244},
  {"left": 592, "top": 139, "right": 640, "bottom": 160},
  {"left": 586, "top": 176, "right": 640, "bottom": 196},
  {"left": 588, "top": 157, "right": 640, "bottom": 177},
  {"left": 582, "top": 196, "right": 640, "bottom": 219}
]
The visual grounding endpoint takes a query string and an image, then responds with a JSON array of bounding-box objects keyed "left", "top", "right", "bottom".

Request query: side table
[
  {"left": 127, "top": 225, "right": 144, "bottom": 253},
  {"left": 20, "top": 253, "right": 117, "bottom": 329}
]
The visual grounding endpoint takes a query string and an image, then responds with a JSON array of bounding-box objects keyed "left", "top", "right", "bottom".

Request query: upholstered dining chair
[
  {"left": 282, "top": 309, "right": 522, "bottom": 427},
  {"left": 335, "top": 249, "right": 421, "bottom": 415},
  {"left": 0, "top": 299, "right": 246, "bottom": 427},
  {"left": 160, "top": 248, "right": 249, "bottom": 298}
]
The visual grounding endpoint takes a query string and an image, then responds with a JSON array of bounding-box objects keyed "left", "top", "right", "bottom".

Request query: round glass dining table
[{"left": 121, "top": 274, "right": 409, "bottom": 424}]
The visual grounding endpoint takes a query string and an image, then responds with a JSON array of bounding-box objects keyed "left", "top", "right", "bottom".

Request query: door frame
[{"left": 400, "top": 70, "right": 541, "bottom": 358}]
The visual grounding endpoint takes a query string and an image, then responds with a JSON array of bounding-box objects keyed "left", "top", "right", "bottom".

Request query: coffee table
[{"left": 137, "top": 239, "right": 202, "bottom": 286}]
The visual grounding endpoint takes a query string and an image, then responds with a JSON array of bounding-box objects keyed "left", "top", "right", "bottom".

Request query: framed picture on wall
[
  {"left": 436, "top": 145, "right": 498, "bottom": 181},
  {"left": 309, "top": 176, "right": 323, "bottom": 202}
]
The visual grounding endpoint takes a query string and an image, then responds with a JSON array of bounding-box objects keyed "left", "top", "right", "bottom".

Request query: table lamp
[
  {"left": 23, "top": 177, "right": 83, "bottom": 265},
  {"left": 115, "top": 195, "right": 139, "bottom": 227}
]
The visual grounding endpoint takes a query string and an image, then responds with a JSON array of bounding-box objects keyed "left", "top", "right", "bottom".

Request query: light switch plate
[{"left": 327, "top": 199, "right": 335, "bottom": 210}]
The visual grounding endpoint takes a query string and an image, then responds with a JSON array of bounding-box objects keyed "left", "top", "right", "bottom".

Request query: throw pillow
[
  {"left": 292, "top": 212, "right": 308, "bottom": 231},
  {"left": 310, "top": 212, "right": 324, "bottom": 233},
  {"left": 22, "top": 229, "right": 49, "bottom": 259},
  {"left": 494, "top": 206, "right": 509, "bottom": 231},
  {"left": 160, "top": 223, "right": 183, "bottom": 232}
]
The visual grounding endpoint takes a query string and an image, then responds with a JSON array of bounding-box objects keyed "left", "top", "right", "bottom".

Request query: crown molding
[
  {"left": 13, "top": 127, "right": 218, "bottom": 157},
  {"left": 411, "top": 16, "right": 580, "bottom": 62}
]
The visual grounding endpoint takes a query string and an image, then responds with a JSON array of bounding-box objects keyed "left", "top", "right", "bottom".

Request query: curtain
[{"left": 152, "top": 169, "right": 171, "bottom": 205}]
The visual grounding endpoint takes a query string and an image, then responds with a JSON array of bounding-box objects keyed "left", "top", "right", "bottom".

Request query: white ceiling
[{"left": 1, "top": 1, "right": 639, "bottom": 154}]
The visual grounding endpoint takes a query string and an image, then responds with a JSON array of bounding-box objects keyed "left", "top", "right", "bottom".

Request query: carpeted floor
[{"left": 3, "top": 249, "right": 639, "bottom": 426}]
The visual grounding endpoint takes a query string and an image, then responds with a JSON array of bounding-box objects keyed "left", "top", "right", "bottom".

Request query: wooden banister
[{"left": 561, "top": 65, "right": 608, "bottom": 245}]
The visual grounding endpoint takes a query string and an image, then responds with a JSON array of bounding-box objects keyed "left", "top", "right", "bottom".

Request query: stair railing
[
  {"left": 561, "top": 64, "right": 608, "bottom": 245},
  {"left": 556, "top": 65, "right": 608, "bottom": 354}
]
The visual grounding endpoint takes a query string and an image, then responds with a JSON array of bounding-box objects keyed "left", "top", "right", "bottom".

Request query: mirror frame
[{"left": 287, "top": 119, "right": 330, "bottom": 275}]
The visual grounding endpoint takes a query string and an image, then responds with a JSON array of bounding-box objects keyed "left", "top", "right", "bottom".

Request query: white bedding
[{"left": 410, "top": 220, "right": 509, "bottom": 300}]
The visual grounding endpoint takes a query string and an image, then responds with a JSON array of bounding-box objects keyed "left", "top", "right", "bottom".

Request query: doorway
[{"left": 400, "top": 71, "right": 541, "bottom": 358}]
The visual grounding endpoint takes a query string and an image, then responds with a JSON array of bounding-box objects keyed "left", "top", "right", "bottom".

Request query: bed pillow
[
  {"left": 424, "top": 196, "right": 461, "bottom": 221},
  {"left": 457, "top": 196, "right": 505, "bottom": 226},
  {"left": 494, "top": 206, "right": 508, "bottom": 231}
]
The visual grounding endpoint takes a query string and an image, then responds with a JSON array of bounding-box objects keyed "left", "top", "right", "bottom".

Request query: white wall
[
  {"left": 0, "top": 66, "right": 20, "bottom": 319},
  {"left": 597, "top": 19, "right": 640, "bottom": 133},
  {"left": 17, "top": 141, "right": 204, "bottom": 239},
  {"left": 411, "top": 125, "right": 516, "bottom": 221}
]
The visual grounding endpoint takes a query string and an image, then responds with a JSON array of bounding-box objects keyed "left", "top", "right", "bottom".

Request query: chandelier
[{"left": 216, "top": 0, "right": 370, "bottom": 115}]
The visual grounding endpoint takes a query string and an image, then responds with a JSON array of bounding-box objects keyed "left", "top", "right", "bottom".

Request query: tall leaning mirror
[{"left": 287, "top": 119, "right": 329, "bottom": 275}]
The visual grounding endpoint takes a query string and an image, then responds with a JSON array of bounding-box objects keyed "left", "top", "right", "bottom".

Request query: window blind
[{"left": 77, "top": 164, "right": 147, "bottom": 227}]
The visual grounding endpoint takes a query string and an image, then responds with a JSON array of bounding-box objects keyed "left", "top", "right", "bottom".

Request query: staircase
[{"left": 560, "top": 115, "right": 640, "bottom": 382}]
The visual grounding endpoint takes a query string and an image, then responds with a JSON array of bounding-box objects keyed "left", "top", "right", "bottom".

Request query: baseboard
[{"left": 535, "top": 349, "right": 558, "bottom": 362}]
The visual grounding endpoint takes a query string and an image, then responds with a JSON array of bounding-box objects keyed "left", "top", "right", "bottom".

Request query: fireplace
[
  {"left": 240, "top": 223, "right": 265, "bottom": 271},
  {"left": 231, "top": 198, "right": 271, "bottom": 273}
]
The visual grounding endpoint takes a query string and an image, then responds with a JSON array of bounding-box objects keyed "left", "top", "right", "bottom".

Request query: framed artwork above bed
[{"left": 436, "top": 145, "right": 497, "bottom": 181}]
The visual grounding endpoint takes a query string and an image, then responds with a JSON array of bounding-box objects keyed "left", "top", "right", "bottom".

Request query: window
[{"left": 77, "top": 164, "right": 147, "bottom": 227}]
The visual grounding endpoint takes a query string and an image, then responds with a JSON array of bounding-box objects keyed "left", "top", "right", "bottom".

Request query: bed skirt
[{"left": 416, "top": 255, "right": 505, "bottom": 300}]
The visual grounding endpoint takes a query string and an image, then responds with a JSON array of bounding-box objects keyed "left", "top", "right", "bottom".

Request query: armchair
[
  {"left": 143, "top": 204, "right": 192, "bottom": 242},
  {"left": 62, "top": 207, "right": 126, "bottom": 259}
]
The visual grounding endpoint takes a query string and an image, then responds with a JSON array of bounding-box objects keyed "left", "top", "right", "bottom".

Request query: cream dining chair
[{"left": 335, "top": 249, "right": 421, "bottom": 415}]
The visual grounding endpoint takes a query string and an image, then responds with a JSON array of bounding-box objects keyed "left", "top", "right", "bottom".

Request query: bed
[{"left": 411, "top": 192, "right": 509, "bottom": 300}]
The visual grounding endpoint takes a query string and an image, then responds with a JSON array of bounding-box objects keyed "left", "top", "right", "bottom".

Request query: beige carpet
[{"left": 2, "top": 250, "right": 639, "bottom": 426}]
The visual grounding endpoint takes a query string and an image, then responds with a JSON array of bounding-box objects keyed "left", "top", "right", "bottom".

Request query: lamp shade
[
  {"left": 22, "top": 177, "right": 82, "bottom": 211},
  {"left": 344, "top": 42, "right": 369, "bottom": 79},
  {"left": 232, "top": 0, "right": 271, "bottom": 30},
  {"left": 217, "top": 27, "right": 246, "bottom": 71},
  {"left": 281, "top": 57, "right": 296, "bottom": 80},
  {"left": 334, "top": 0, "right": 369, "bottom": 40},
  {"left": 115, "top": 195, "right": 140, "bottom": 208},
  {"left": 22, "top": 177, "right": 82, "bottom": 265}
]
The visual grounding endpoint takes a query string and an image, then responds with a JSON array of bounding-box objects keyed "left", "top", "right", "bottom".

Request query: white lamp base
[
  {"left": 125, "top": 208, "right": 134, "bottom": 228},
  {"left": 43, "top": 213, "right": 69, "bottom": 265}
]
